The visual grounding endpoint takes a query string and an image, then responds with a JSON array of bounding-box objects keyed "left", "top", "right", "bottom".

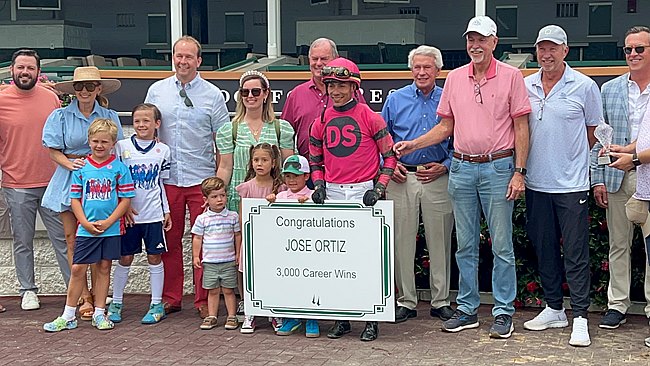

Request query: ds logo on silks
[{"left": 325, "top": 116, "right": 362, "bottom": 157}]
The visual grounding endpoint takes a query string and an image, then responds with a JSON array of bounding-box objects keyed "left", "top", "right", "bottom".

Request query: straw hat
[{"left": 55, "top": 66, "right": 121, "bottom": 95}]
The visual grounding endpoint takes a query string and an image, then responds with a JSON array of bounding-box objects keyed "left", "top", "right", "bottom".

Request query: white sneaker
[
  {"left": 240, "top": 315, "right": 255, "bottom": 334},
  {"left": 523, "top": 306, "right": 568, "bottom": 331},
  {"left": 645, "top": 336, "right": 650, "bottom": 348},
  {"left": 21, "top": 291, "right": 40, "bottom": 311},
  {"left": 569, "top": 316, "right": 591, "bottom": 347}
]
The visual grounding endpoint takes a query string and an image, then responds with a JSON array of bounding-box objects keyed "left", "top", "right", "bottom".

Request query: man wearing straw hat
[
  {"left": 0, "top": 49, "right": 71, "bottom": 311},
  {"left": 145, "top": 35, "right": 229, "bottom": 318}
]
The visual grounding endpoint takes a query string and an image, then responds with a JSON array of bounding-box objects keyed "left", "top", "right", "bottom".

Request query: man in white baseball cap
[
  {"left": 522, "top": 24, "right": 602, "bottom": 347},
  {"left": 394, "top": 14, "right": 531, "bottom": 339}
]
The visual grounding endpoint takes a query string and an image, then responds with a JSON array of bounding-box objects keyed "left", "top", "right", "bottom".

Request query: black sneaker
[
  {"left": 430, "top": 305, "right": 455, "bottom": 321},
  {"left": 394, "top": 306, "right": 417, "bottom": 323},
  {"left": 327, "top": 320, "right": 351, "bottom": 339},
  {"left": 599, "top": 309, "right": 626, "bottom": 329},
  {"left": 442, "top": 309, "right": 479, "bottom": 332},
  {"left": 360, "top": 321, "right": 378, "bottom": 341},
  {"left": 489, "top": 314, "right": 514, "bottom": 339}
]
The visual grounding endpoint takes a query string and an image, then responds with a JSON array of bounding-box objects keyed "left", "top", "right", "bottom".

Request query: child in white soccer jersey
[{"left": 107, "top": 103, "right": 172, "bottom": 324}]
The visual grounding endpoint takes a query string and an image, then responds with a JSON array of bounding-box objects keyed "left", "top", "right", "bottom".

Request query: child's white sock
[
  {"left": 149, "top": 262, "right": 164, "bottom": 305},
  {"left": 62, "top": 305, "right": 76, "bottom": 321},
  {"left": 93, "top": 307, "right": 105, "bottom": 319},
  {"left": 112, "top": 263, "right": 131, "bottom": 304}
]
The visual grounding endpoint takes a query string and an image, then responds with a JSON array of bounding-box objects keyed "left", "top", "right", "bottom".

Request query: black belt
[{"left": 402, "top": 159, "right": 446, "bottom": 172}]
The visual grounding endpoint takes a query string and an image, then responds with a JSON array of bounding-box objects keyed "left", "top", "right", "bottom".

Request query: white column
[
  {"left": 475, "top": 0, "right": 486, "bottom": 16},
  {"left": 267, "top": 0, "right": 281, "bottom": 58},
  {"left": 10, "top": 0, "right": 16, "bottom": 21},
  {"left": 352, "top": 0, "right": 358, "bottom": 16},
  {"left": 170, "top": 0, "right": 183, "bottom": 70}
]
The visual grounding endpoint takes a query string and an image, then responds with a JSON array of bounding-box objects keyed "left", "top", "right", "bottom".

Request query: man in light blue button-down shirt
[
  {"left": 382, "top": 45, "right": 454, "bottom": 325},
  {"left": 145, "top": 36, "right": 229, "bottom": 317}
]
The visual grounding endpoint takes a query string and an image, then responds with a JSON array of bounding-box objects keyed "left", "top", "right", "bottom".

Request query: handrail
[{"left": 217, "top": 56, "right": 258, "bottom": 71}]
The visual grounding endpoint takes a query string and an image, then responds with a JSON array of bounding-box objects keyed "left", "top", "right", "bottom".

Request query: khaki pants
[
  {"left": 387, "top": 173, "right": 454, "bottom": 310},
  {"left": 606, "top": 170, "right": 650, "bottom": 316}
]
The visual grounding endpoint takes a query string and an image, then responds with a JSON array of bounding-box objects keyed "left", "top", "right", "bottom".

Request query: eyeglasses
[
  {"left": 240, "top": 88, "right": 264, "bottom": 97},
  {"left": 321, "top": 66, "right": 360, "bottom": 79},
  {"left": 73, "top": 82, "right": 99, "bottom": 92},
  {"left": 623, "top": 45, "right": 650, "bottom": 55},
  {"left": 179, "top": 88, "right": 193, "bottom": 107},
  {"left": 474, "top": 83, "right": 483, "bottom": 104},
  {"left": 537, "top": 98, "right": 546, "bottom": 120}
]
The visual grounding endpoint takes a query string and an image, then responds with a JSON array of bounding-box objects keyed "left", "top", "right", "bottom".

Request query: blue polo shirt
[{"left": 381, "top": 83, "right": 453, "bottom": 168}]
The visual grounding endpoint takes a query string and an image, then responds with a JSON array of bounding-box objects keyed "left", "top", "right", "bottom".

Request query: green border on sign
[{"left": 243, "top": 202, "right": 392, "bottom": 319}]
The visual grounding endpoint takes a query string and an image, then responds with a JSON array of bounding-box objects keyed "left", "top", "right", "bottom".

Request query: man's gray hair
[
  {"left": 408, "top": 45, "right": 444, "bottom": 69},
  {"left": 309, "top": 38, "right": 339, "bottom": 59}
]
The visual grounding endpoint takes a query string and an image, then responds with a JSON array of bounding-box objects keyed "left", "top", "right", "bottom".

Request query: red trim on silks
[{"left": 86, "top": 154, "right": 116, "bottom": 168}]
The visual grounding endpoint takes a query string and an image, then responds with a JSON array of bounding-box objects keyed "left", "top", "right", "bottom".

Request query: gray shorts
[{"left": 202, "top": 261, "right": 237, "bottom": 289}]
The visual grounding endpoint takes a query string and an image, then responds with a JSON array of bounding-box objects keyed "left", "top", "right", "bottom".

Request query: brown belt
[
  {"left": 65, "top": 154, "right": 86, "bottom": 159},
  {"left": 453, "top": 149, "right": 514, "bottom": 163}
]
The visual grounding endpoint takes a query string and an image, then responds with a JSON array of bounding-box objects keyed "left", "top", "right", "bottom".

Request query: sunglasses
[
  {"left": 321, "top": 66, "right": 360, "bottom": 79},
  {"left": 623, "top": 45, "right": 650, "bottom": 55},
  {"left": 73, "top": 82, "right": 100, "bottom": 92},
  {"left": 240, "top": 88, "right": 264, "bottom": 97},
  {"left": 179, "top": 88, "right": 193, "bottom": 107},
  {"left": 474, "top": 83, "right": 483, "bottom": 104}
]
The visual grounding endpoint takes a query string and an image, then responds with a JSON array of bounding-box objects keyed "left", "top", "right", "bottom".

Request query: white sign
[{"left": 242, "top": 199, "right": 395, "bottom": 322}]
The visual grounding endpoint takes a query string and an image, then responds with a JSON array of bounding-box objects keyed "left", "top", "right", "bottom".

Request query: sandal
[
  {"left": 78, "top": 294, "right": 94, "bottom": 321},
  {"left": 0, "top": 304, "right": 5, "bottom": 313}
]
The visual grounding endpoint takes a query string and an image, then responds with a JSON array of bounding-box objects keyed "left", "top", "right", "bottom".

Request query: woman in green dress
[{"left": 216, "top": 70, "right": 295, "bottom": 211}]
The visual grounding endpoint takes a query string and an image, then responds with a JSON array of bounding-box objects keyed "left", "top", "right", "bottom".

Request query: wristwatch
[
  {"left": 514, "top": 167, "right": 527, "bottom": 176},
  {"left": 632, "top": 154, "right": 642, "bottom": 167}
]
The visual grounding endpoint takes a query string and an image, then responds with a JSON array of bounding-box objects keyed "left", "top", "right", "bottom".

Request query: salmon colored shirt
[
  {"left": 0, "top": 85, "right": 59, "bottom": 188},
  {"left": 437, "top": 57, "right": 531, "bottom": 155}
]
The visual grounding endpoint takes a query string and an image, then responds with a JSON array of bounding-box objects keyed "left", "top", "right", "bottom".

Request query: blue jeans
[{"left": 447, "top": 156, "right": 516, "bottom": 317}]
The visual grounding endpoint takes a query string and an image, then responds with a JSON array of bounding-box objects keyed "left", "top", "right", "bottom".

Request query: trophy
[{"left": 595, "top": 123, "right": 614, "bottom": 165}]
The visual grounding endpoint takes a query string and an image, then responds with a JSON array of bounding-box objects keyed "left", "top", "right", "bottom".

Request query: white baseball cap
[
  {"left": 535, "top": 25, "right": 568, "bottom": 46},
  {"left": 463, "top": 16, "right": 498, "bottom": 37}
]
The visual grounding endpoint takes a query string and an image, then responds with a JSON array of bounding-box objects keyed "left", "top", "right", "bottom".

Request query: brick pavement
[{"left": 2, "top": 295, "right": 650, "bottom": 365}]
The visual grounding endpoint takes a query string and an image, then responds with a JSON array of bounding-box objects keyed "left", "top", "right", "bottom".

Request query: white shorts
[{"left": 325, "top": 180, "right": 373, "bottom": 201}]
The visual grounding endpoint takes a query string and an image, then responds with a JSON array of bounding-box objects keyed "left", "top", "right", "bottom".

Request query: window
[
  {"left": 253, "top": 11, "right": 266, "bottom": 26},
  {"left": 148, "top": 14, "right": 168, "bottom": 44},
  {"left": 589, "top": 3, "right": 612, "bottom": 36},
  {"left": 399, "top": 7, "right": 419, "bottom": 15},
  {"left": 225, "top": 12, "right": 245, "bottom": 43},
  {"left": 116, "top": 13, "right": 135, "bottom": 28},
  {"left": 557, "top": 2, "right": 578, "bottom": 18},
  {"left": 496, "top": 6, "right": 517, "bottom": 38}
]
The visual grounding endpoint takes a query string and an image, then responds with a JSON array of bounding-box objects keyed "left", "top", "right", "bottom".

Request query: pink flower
[
  {"left": 601, "top": 261, "right": 609, "bottom": 271},
  {"left": 536, "top": 298, "right": 542, "bottom": 306},
  {"left": 422, "top": 259, "right": 430, "bottom": 269}
]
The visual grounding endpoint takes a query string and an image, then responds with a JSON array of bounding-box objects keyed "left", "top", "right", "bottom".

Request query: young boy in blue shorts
[
  {"left": 107, "top": 103, "right": 172, "bottom": 324},
  {"left": 44, "top": 118, "right": 135, "bottom": 332},
  {"left": 192, "top": 177, "right": 241, "bottom": 330}
]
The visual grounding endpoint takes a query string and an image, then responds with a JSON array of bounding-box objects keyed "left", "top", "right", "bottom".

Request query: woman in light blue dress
[{"left": 41, "top": 66, "right": 123, "bottom": 320}]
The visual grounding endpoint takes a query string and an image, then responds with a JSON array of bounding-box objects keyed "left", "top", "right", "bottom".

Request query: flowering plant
[{"left": 414, "top": 195, "right": 646, "bottom": 308}]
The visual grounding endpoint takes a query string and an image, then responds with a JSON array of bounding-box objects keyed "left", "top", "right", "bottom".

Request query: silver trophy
[{"left": 595, "top": 123, "right": 614, "bottom": 165}]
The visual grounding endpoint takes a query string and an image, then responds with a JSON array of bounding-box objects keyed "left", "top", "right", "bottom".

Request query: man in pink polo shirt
[
  {"left": 395, "top": 16, "right": 531, "bottom": 339},
  {"left": 282, "top": 38, "right": 366, "bottom": 164}
]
